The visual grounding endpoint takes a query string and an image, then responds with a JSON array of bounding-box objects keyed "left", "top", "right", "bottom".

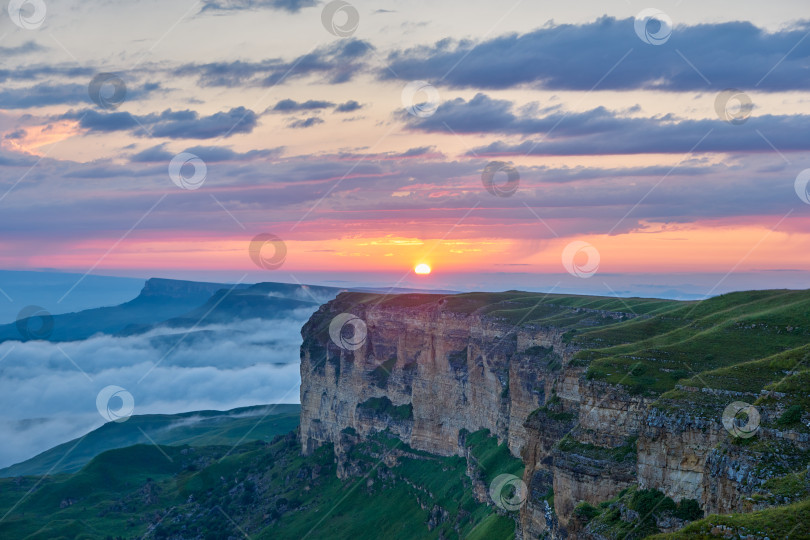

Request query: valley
[{"left": 1, "top": 287, "right": 809, "bottom": 538}]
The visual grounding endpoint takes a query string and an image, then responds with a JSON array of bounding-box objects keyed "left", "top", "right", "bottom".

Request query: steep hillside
[
  {"left": 0, "top": 405, "right": 300, "bottom": 478},
  {"left": 0, "top": 429, "right": 520, "bottom": 539}
]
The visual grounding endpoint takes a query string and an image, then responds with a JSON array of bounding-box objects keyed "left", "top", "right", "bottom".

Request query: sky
[{"left": 1, "top": 0, "right": 810, "bottom": 297}]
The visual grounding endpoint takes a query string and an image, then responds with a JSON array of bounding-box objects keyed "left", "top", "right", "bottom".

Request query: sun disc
[{"left": 414, "top": 263, "right": 431, "bottom": 275}]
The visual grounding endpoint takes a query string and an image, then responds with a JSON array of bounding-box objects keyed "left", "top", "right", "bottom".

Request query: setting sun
[{"left": 414, "top": 263, "right": 431, "bottom": 275}]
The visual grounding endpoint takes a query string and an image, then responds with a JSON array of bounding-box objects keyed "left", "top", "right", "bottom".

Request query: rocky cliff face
[
  {"left": 520, "top": 379, "right": 646, "bottom": 536},
  {"left": 299, "top": 293, "right": 572, "bottom": 460},
  {"left": 298, "top": 292, "right": 809, "bottom": 539},
  {"left": 640, "top": 391, "right": 810, "bottom": 517},
  {"left": 637, "top": 408, "right": 723, "bottom": 504}
]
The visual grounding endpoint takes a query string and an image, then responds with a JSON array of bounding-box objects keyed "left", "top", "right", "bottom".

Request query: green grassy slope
[
  {"left": 649, "top": 498, "right": 810, "bottom": 539},
  {"left": 571, "top": 289, "right": 810, "bottom": 395},
  {"left": 0, "top": 429, "right": 521, "bottom": 540},
  {"left": 0, "top": 405, "right": 300, "bottom": 478}
]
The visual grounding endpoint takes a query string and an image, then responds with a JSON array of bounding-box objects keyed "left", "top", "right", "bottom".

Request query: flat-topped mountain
[
  {"left": 0, "top": 278, "right": 344, "bottom": 343},
  {"left": 299, "top": 289, "right": 810, "bottom": 538}
]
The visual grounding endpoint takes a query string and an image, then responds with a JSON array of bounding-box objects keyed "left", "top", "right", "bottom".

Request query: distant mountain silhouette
[
  {"left": 0, "top": 278, "right": 250, "bottom": 343},
  {"left": 0, "top": 277, "right": 458, "bottom": 343}
]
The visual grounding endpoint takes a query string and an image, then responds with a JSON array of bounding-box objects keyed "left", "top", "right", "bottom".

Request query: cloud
[
  {"left": 177, "top": 39, "right": 373, "bottom": 87},
  {"left": 0, "top": 66, "right": 94, "bottom": 85},
  {"left": 130, "top": 143, "right": 283, "bottom": 163},
  {"left": 335, "top": 145, "right": 442, "bottom": 160},
  {"left": 199, "top": 0, "right": 317, "bottom": 13},
  {"left": 128, "top": 144, "right": 175, "bottom": 163},
  {"left": 0, "top": 148, "right": 38, "bottom": 166},
  {"left": 469, "top": 115, "right": 810, "bottom": 156},
  {"left": 60, "top": 106, "right": 259, "bottom": 139},
  {"left": 383, "top": 17, "right": 810, "bottom": 92},
  {"left": 270, "top": 99, "right": 335, "bottom": 113},
  {"left": 0, "top": 81, "right": 161, "bottom": 110},
  {"left": 288, "top": 116, "right": 324, "bottom": 128},
  {"left": 334, "top": 100, "right": 363, "bottom": 113},
  {"left": 404, "top": 93, "right": 810, "bottom": 155},
  {"left": 397, "top": 146, "right": 436, "bottom": 158},
  {"left": 269, "top": 99, "right": 363, "bottom": 115},
  {"left": 0, "top": 137, "right": 805, "bottom": 250},
  {"left": 0, "top": 41, "right": 45, "bottom": 55},
  {"left": 0, "top": 314, "right": 313, "bottom": 468}
]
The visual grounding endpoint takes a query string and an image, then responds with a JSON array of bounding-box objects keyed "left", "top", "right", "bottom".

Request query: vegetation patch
[
  {"left": 461, "top": 429, "right": 524, "bottom": 486},
  {"left": 777, "top": 404, "right": 804, "bottom": 426},
  {"left": 0, "top": 428, "right": 521, "bottom": 540},
  {"left": 357, "top": 396, "right": 413, "bottom": 421},
  {"left": 649, "top": 498, "right": 810, "bottom": 539},
  {"left": 556, "top": 435, "right": 637, "bottom": 464},
  {"left": 579, "top": 486, "right": 703, "bottom": 539}
]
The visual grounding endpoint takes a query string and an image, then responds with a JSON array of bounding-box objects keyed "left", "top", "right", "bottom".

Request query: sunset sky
[{"left": 1, "top": 0, "right": 810, "bottom": 297}]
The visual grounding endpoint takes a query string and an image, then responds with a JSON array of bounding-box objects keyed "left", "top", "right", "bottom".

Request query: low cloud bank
[{"left": 0, "top": 313, "right": 311, "bottom": 468}]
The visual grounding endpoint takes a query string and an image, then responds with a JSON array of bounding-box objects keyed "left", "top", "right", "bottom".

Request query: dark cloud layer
[
  {"left": 0, "top": 41, "right": 44, "bottom": 55},
  {"left": 270, "top": 99, "right": 334, "bottom": 113},
  {"left": 406, "top": 93, "right": 810, "bottom": 155},
  {"left": 130, "top": 143, "right": 282, "bottom": 163},
  {"left": 269, "top": 99, "right": 364, "bottom": 115},
  {"left": 177, "top": 39, "right": 373, "bottom": 88},
  {"left": 0, "top": 82, "right": 161, "bottom": 110},
  {"left": 288, "top": 116, "right": 324, "bottom": 128},
  {"left": 335, "top": 100, "right": 362, "bottom": 113},
  {"left": 0, "top": 65, "right": 95, "bottom": 84},
  {"left": 60, "top": 106, "right": 259, "bottom": 139},
  {"left": 2, "top": 138, "right": 804, "bottom": 242},
  {"left": 384, "top": 17, "right": 810, "bottom": 92},
  {"left": 200, "top": 0, "right": 317, "bottom": 14}
]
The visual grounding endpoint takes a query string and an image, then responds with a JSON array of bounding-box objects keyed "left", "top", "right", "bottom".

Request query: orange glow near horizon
[{"left": 10, "top": 216, "right": 810, "bottom": 276}]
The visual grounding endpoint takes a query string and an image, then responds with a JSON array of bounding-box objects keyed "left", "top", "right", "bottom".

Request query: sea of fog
[{"left": 0, "top": 312, "right": 313, "bottom": 469}]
